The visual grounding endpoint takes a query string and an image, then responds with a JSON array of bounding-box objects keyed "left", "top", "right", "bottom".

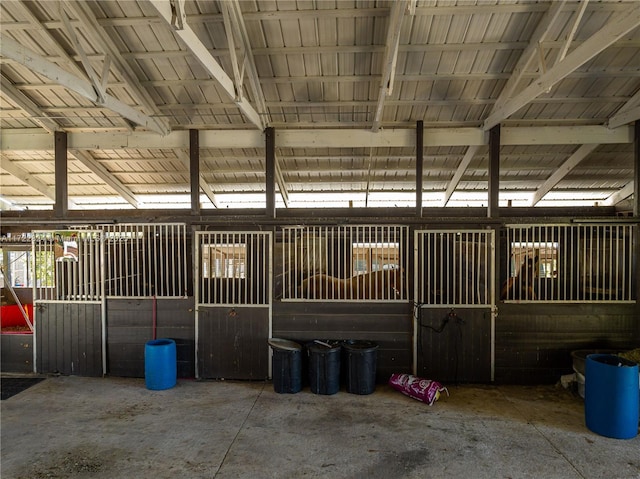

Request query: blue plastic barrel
[
  {"left": 585, "top": 353, "right": 639, "bottom": 439},
  {"left": 145, "top": 338, "right": 177, "bottom": 390}
]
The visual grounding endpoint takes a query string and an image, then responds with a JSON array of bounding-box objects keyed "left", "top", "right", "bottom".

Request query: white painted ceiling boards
[{"left": 1, "top": 1, "right": 639, "bottom": 211}]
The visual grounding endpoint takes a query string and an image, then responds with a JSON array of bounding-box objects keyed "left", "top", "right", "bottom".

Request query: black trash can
[
  {"left": 268, "top": 338, "right": 303, "bottom": 394},
  {"left": 307, "top": 340, "right": 341, "bottom": 395},
  {"left": 342, "top": 340, "right": 379, "bottom": 395}
]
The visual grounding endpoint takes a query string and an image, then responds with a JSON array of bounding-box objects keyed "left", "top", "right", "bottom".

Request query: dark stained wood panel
[
  {"left": 36, "top": 302, "right": 102, "bottom": 376},
  {"left": 273, "top": 301, "right": 412, "bottom": 383},
  {"left": 107, "top": 298, "right": 195, "bottom": 378},
  {"left": 496, "top": 303, "right": 638, "bottom": 384},
  {"left": 417, "top": 307, "right": 491, "bottom": 384},
  {"left": 1, "top": 334, "right": 33, "bottom": 373},
  {"left": 198, "top": 306, "right": 269, "bottom": 380}
]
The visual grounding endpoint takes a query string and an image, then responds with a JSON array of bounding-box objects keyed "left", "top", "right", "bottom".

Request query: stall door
[
  {"left": 195, "top": 231, "right": 271, "bottom": 379},
  {"left": 414, "top": 230, "right": 496, "bottom": 383},
  {"left": 33, "top": 230, "right": 105, "bottom": 376}
]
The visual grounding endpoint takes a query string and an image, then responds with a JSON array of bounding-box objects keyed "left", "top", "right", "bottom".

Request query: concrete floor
[{"left": 1, "top": 375, "right": 639, "bottom": 479}]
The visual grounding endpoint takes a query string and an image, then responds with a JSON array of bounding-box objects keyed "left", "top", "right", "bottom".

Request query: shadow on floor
[{"left": 1, "top": 377, "right": 45, "bottom": 400}]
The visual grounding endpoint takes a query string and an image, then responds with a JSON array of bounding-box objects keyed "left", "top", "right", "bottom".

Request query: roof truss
[
  {"left": 0, "top": 154, "right": 76, "bottom": 207},
  {"left": 0, "top": 74, "right": 59, "bottom": 133},
  {"left": 484, "top": 3, "right": 640, "bottom": 130},
  {"left": 146, "top": 0, "right": 264, "bottom": 130},
  {"left": 70, "top": 149, "right": 140, "bottom": 208},
  {"left": 0, "top": 36, "right": 165, "bottom": 135}
]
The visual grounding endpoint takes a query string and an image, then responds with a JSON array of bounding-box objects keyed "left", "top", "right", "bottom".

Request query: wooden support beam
[
  {"left": 190, "top": 129, "right": 200, "bottom": 215},
  {"left": 416, "top": 120, "right": 423, "bottom": 217},
  {"left": 372, "top": 0, "right": 410, "bottom": 132},
  {"left": 0, "top": 36, "right": 164, "bottom": 134},
  {"left": 635, "top": 122, "right": 640, "bottom": 314},
  {"left": 147, "top": 0, "right": 264, "bottom": 130},
  {"left": 54, "top": 131, "right": 68, "bottom": 217},
  {"left": 483, "top": 4, "right": 640, "bottom": 130},
  {"left": 530, "top": 144, "right": 599, "bottom": 206},
  {"left": 490, "top": 1, "right": 566, "bottom": 116},
  {"left": 488, "top": 125, "right": 500, "bottom": 218},
  {"left": 0, "top": 156, "right": 58, "bottom": 203},
  {"left": 265, "top": 127, "right": 276, "bottom": 218},
  {"left": 2, "top": 126, "right": 633, "bottom": 152},
  {"left": 443, "top": 145, "right": 480, "bottom": 206},
  {"left": 0, "top": 74, "right": 60, "bottom": 133},
  {"left": 70, "top": 150, "right": 139, "bottom": 208},
  {"left": 634, "top": 120, "right": 640, "bottom": 217},
  {"left": 274, "top": 156, "right": 290, "bottom": 208}
]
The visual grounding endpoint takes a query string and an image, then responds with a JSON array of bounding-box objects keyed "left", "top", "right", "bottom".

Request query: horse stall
[
  {"left": 0, "top": 218, "right": 636, "bottom": 387},
  {"left": 1, "top": 238, "right": 35, "bottom": 373},
  {"left": 195, "top": 231, "right": 272, "bottom": 380},
  {"left": 497, "top": 223, "right": 638, "bottom": 383},
  {"left": 31, "top": 230, "right": 104, "bottom": 376},
  {"left": 273, "top": 225, "right": 412, "bottom": 382},
  {"left": 101, "top": 223, "right": 193, "bottom": 378},
  {"left": 414, "top": 229, "right": 495, "bottom": 384}
]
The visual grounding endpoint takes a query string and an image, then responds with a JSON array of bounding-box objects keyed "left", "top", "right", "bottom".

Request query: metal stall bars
[
  {"left": 280, "top": 225, "right": 409, "bottom": 301},
  {"left": 195, "top": 231, "right": 272, "bottom": 379},
  {"left": 33, "top": 231, "right": 103, "bottom": 302},
  {"left": 414, "top": 230, "right": 496, "bottom": 381},
  {"left": 32, "top": 230, "right": 105, "bottom": 375},
  {"left": 99, "top": 223, "right": 188, "bottom": 298},
  {"left": 504, "top": 224, "right": 635, "bottom": 303}
]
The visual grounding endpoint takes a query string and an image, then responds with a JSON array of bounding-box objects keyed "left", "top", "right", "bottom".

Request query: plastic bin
[
  {"left": 145, "top": 338, "right": 177, "bottom": 390},
  {"left": 268, "top": 338, "right": 303, "bottom": 394},
  {"left": 307, "top": 340, "right": 341, "bottom": 395},
  {"left": 585, "top": 353, "right": 639, "bottom": 439},
  {"left": 342, "top": 340, "right": 379, "bottom": 395}
]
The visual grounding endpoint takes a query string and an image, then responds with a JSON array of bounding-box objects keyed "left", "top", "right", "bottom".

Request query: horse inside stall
[
  {"left": 500, "top": 255, "right": 539, "bottom": 300},
  {"left": 300, "top": 268, "right": 404, "bottom": 300}
]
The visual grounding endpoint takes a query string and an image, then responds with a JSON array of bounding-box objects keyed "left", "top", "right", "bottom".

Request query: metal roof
[{"left": 1, "top": 0, "right": 639, "bottom": 211}]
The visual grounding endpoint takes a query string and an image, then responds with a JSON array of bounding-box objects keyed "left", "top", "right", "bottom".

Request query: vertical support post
[
  {"left": 490, "top": 228, "right": 497, "bottom": 382},
  {"left": 488, "top": 125, "right": 501, "bottom": 380},
  {"left": 265, "top": 127, "right": 276, "bottom": 218},
  {"left": 634, "top": 121, "right": 639, "bottom": 218},
  {"left": 488, "top": 125, "right": 500, "bottom": 218},
  {"left": 194, "top": 231, "right": 200, "bottom": 379},
  {"left": 190, "top": 129, "right": 200, "bottom": 215},
  {"left": 634, "top": 121, "right": 640, "bottom": 310},
  {"left": 416, "top": 120, "right": 424, "bottom": 218},
  {"left": 54, "top": 131, "right": 68, "bottom": 217}
]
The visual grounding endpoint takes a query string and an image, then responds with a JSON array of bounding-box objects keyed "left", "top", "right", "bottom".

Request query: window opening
[
  {"left": 280, "top": 225, "right": 408, "bottom": 301},
  {"left": 504, "top": 224, "right": 635, "bottom": 302},
  {"left": 197, "top": 232, "right": 270, "bottom": 306}
]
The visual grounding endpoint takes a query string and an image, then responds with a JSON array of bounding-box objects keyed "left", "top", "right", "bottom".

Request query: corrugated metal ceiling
[{"left": 0, "top": 0, "right": 639, "bottom": 210}]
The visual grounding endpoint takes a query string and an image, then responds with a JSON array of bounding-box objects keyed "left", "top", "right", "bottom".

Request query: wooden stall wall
[
  {"left": 1, "top": 216, "right": 637, "bottom": 385},
  {"left": 495, "top": 303, "right": 638, "bottom": 384},
  {"left": 272, "top": 301, "right": 412, "bottom": 383},
  {"left": 107, "top": 298, "right": 194, "bottom": 378},
  {"left": 195, "top": 230, "right": 271, "bottom": 380},
  {"left": 197, "top": 306, "right": 269, "bottom": 380},
  {"left": 1, "top": 334, "right": 33, "bottom": 373},
  {"left": 1, "top": 287, "right": 34, "bottom": 373},
  {"left": 417, "top": 307, "right": 491, "bottom": 384},
  {"left": 272, "top": 225, "right": 412, "bottom": 384},
  {"left": 36, "top": 302, "right": 102, "bottom": 376}
]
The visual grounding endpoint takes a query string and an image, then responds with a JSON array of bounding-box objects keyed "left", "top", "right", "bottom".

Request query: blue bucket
[
  {"left": 145, "top": 338, "right": 177, "bottom": 390},
  {"left": 585, "top": 354, "right": 639, "bottom": 439}
]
